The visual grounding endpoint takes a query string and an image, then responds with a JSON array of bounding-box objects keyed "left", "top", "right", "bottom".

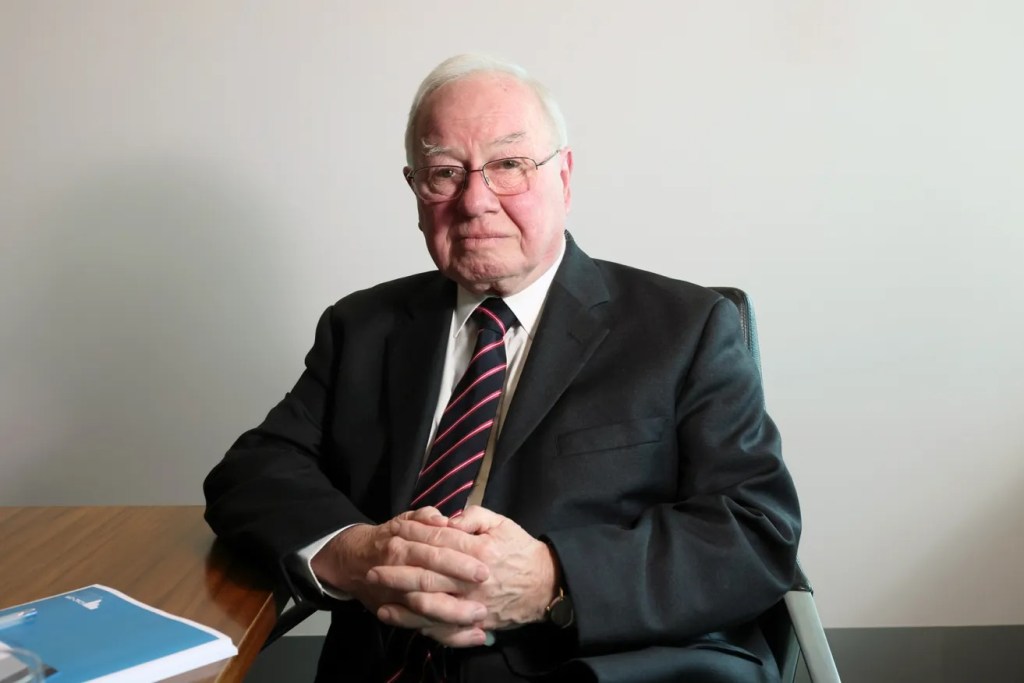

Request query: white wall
[{"left": 2, "top": 1, "right": 1022, "bottom": 630}]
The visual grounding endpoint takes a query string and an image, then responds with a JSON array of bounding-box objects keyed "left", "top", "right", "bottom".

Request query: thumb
[{"left": 448, "top": 505, "right": 501, "bottom": 534}]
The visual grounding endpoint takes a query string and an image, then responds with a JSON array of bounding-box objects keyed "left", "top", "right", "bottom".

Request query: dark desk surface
[{"left": 0, "top": 506, "right": 278, "bottom": 683}]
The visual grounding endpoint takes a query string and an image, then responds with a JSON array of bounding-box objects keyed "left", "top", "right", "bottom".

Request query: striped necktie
[
  {"left": 409, "top": 297, "right": 518, "bottom": 516},
  {"left": 384, "top": 298, "right": 517, "bottom": 683}
]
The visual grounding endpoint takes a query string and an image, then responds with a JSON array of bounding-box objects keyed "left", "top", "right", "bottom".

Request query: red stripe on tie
[
  {"left": 432, "top": 390, "right": 502, "bottom": 447},
  {"left": 468, "top": 338, "right": 505, "bottom": 366},
  {"left": 410, "top": 452, "right": 484, "bottom": 506},
  {"left": 443, "top": 364, "right": 506, "bottom": 415},
  {"left": 419, "top": 650, "right": 431, "bottom": 683},
  {"left": 433, "top": 480, "right": 474, "bottom": 510},
  {"left": 420, "top": 421, "right": 493, "bottom": 476},
  {"left": 477, "top": 306, "right": 507, "bottom": 335},
  {"left": 385, "top": 669, "right": 403, "bottom": 683}
]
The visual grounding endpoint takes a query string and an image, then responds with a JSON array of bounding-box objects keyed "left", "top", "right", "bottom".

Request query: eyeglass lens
[{"left": 411, "top": 157, "right": 535, "bottom": 200}]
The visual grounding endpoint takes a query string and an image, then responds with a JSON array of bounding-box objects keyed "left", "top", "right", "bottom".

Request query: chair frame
[{"left": 712, "top": 287, "right": 841, "bottom": 683}]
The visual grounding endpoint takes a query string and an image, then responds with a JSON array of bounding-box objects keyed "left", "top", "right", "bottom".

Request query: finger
[
  {"left": 392, "top": 519, "right": 487, "bottom": 556},
  {"left": 376, "top": 603, "right": 436, "bottom": 630},
  {"left": 385, "top": 538, "right": 490, "bottom": 583},
  {"left": 398, "top": 507, "right": 448, "bottom": 526},
  {"left": 366, "top": 565, "right": 471, "bottom": 595},
  {"left": 447, "top": 505, "right": 501, "bottom": 534},
  {"left": 378, "top": 593, "right": 486, "bottom": 628},
  {"left": 420, "top": 624, "right": 489, "bottom": 648},
  {"left": 410, "top": 506, "right": 449, "bottom": 525}
]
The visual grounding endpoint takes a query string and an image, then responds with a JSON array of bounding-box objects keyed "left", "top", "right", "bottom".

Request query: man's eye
[
  {"left": 497, "top": 158, "right": 524, "bottom": 171},
  {"left": 431, "top": 167, "right": 458, "bottom": 180}
]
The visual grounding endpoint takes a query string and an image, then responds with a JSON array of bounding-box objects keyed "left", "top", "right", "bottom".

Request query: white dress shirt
[{"left": 293, "top": 239, "right": 566, "bottom": 598}]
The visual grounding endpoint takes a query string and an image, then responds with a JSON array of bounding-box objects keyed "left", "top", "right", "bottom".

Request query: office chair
[{"left": 711, "top": 286, "right": 841, "bottom": 683}]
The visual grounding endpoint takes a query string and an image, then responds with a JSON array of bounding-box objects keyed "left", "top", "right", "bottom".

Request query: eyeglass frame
[{"left": 405, "top": 148, "right": 563, "bottom": 202}]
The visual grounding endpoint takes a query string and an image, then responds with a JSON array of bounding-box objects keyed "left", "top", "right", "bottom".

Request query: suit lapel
[
  {"left": 492, "top": 239, "right": 611, "bottom": 475},
  {"left": 386, "top": 276, "right": 455, "bottom": 516}
]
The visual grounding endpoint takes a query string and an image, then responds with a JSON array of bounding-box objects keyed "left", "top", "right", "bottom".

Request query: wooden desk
[{"left": 0, "top": 506, "right": 279, "bottom": 682}]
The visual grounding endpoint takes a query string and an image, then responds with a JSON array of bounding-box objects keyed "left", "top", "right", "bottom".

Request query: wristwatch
[{"left": 545, "top": 586, "right": 574, "bottom": 629}]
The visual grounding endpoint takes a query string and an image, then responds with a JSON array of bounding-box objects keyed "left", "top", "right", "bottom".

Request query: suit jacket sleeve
[
  {"left": 203, "top": 304, "right": 373, "bottom": 600},
  {"left": 543, "top": 297, "right": 800, "bottom": 654}
]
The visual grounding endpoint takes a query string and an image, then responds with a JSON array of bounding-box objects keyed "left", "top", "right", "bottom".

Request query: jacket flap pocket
[{"left": 556, "top": 417, "right": 667, "bottom": 457}]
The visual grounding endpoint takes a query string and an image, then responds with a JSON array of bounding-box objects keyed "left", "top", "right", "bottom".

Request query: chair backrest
[
  {"left": 710, "top": 286, "right": 801, "bottom": 680},
  {"left": 709, "top": 286, "right": 762, "bottom": 374}
]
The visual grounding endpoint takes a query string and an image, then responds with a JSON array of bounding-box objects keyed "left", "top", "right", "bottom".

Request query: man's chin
[
  {"left": 450, "top": 248, "right": 515, "bottom": 277},
  {"left": 448, "top": 261, "right": 522, "bottom": 295}
]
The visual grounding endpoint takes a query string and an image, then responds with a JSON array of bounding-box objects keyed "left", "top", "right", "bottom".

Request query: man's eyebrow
[
  {"left": 420, "top": 141, "right": 464, "bottom": 158},
  {"left": 418, "top": 132, "right": 526, "bottom": 159},
  {"left": 491, "top": 132, "right": 527, "bottom": 146}
]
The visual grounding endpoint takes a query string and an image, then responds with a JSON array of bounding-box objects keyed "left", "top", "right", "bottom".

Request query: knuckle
[
  {"left": 424, "top": 545, "right": 443, "bottom": 565},
  {"left": 407, "top": 592, "right": 429, "bottom": 613},
  {"left": 477, "top": 538, "right": 498, "bottom": 562},
  {"left": 385, "top": 535, "right": 404, "bottom": 560}
]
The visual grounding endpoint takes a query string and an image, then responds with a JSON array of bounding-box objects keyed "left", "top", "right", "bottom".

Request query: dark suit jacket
[{"left": 204, "top": 237, "right": 801, "bottom": 682}]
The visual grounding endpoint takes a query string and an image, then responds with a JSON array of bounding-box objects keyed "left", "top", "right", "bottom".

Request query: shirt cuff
[{"left": 292, "top": 524, "right": 363, "bottom": 601}]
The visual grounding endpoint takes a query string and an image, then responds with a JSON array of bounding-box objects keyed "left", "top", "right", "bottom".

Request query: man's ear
[
  {"left": 560, "top": 148, "right": 574, "bottom": 213},
  {"left": 404, "top": 166, "right": 425, "bottom": 231}
]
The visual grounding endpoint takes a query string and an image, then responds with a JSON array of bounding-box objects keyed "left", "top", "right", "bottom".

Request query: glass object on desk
[{"left": 0, "top": 646, "right": 45, "bottom": 682}]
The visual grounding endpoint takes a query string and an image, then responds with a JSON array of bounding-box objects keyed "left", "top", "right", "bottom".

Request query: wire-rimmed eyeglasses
[{"left": 405, "top": 149, "right": 561, "bottom": 202}]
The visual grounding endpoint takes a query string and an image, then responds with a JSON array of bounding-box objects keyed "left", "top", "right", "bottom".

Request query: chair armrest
[
  {"left": 784, "top": 590, "right": 842, "bottom": 683},
  {"left": 262, "top": 600, "right": 319, "bottom": 651}
]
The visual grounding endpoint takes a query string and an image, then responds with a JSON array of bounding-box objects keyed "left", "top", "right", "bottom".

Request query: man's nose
[{"left": 458, "top": 169, "right": 500, "bottom": 215}]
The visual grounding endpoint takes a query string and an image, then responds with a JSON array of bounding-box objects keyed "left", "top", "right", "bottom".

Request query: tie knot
[{"left": 473, "top": 298, "right": 517, "bottom": 336}]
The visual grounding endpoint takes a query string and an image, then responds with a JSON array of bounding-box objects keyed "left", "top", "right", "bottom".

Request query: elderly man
[{"left": 204, "top": 54, "right": 800, "bottom": 683}]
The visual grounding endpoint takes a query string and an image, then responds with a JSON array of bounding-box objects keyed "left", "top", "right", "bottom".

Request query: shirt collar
[{"left": 452, "top": 238, "right": 566, "bottom": 340}]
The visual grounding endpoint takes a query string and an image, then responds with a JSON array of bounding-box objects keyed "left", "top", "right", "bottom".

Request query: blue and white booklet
[{"left": 0, "top": 585, "right": 237, "bottom": 682}]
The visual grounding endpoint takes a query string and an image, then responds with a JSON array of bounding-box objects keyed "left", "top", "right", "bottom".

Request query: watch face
[{"left": 549, "top": 595, "right": 574, "bottom": 628}]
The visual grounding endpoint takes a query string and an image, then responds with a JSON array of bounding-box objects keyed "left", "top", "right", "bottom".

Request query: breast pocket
[
  {"left": 556, "top": 416, "right": 668, "bottom": 458},
  {"left": 546, "top": 416, "right": 675, "bottom": 526}
]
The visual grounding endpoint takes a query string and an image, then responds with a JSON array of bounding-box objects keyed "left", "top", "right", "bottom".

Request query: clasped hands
[{"left": 312, "top": 505, "right": 558, "bottom": 647}]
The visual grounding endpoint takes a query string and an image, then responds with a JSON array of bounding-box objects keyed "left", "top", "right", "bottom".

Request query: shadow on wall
[{"left": 4, "top": 160, "right": 297, "bottom": 504}]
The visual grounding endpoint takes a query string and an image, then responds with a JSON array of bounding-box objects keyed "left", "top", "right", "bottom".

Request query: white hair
[{"left": 404, "top": 54, "right": 569, "bottom": 166}]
